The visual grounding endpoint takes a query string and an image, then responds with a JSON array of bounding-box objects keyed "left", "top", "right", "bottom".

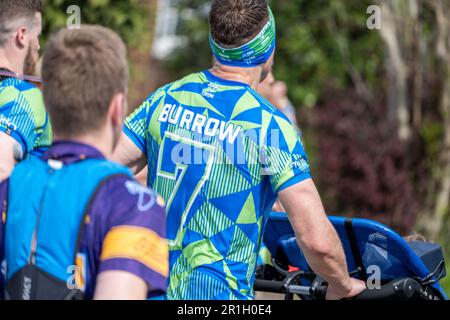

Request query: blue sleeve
[
  {"left": 123, "top": 100, "right": 151, "bottom": 157},
  {"left": 0, "top": 106, "right": 34, "bottom": 155},
  {"left": 263, "top": 110, "right": 311, "bottom": 193},
  {"left": 123, "top": 87, "right": 169, "bottom": 158},
  {"left": 0, "top": 82, "right": 45, "bottom": 154},
  {"left": 0, "top": 180, "right": 8, "bottom": 300}
]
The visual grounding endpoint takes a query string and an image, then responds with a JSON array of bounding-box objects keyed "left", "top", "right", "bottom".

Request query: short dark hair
[
  {"left": 42, "top": 25, "right": 128, "bottom": 137},
  {"left": 209, "top": 0, "right": 269, "bottom": 47},
  {"left": 0, "top": 0, "right": 43, "bottom": 46}
]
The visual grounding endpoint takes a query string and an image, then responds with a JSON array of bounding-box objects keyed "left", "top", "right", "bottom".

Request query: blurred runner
[
  {"left": 257, "top": 72, "right": 299, "bottom": 130},
  {"left": 257, "top": 72, "right": 301, "bottom": 213},
  {"left": 0, "top": 0, "right": 52, "bottom": 181},
  {"left": 114, "top": 0, "right": 365, "bottom": 300},
  {"left": 0, "top": 26, "right": 168, "bottom": 300}
]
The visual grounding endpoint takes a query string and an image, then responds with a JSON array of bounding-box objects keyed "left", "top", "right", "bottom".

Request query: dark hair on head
[
  {"left": 0, "top": 0, "right": 43, "bottom": 46},
  {"left": 209, "top": 0, "right": 269, "bottom": 47}
]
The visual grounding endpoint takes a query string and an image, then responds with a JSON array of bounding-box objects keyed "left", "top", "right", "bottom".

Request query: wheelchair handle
[
  {"left": 254, "top": 279, "right": 318, "bottom": 296},
  {"left": 314, "top": 278, "right": 424, "bottom": 300},
  {"left": 255, "top": 278, "right": 426, "bottom": 300},
  {"left": 352, "top": 278, "right": 423, "bottom": 300}
]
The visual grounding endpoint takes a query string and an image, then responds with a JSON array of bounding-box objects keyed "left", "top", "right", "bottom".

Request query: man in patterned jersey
[
  {"left": 113, "top": 0, "right": 366, "bottom": 300},
  {"left": 0, "top": 0, "right": 52, "bottom": 181},
  {"left": 0, "top": 26, "right": 168, "bottom": 300}
]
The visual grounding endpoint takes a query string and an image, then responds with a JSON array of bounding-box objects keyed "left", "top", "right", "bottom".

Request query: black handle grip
[
  {"left": 310, "top": 285, "right": 327, "bottom": 299},
  {"left": 353, "top": 278, "right": 422, "bottom": 300},
  {"left": 255, "top": 278, "right": 424, "bottom": 300},
  {"left": 254, "top": 279, "right": 286, "bottom": 294},
  {"left": 353, "top": 284, "right": 396, "bottom": 300}
]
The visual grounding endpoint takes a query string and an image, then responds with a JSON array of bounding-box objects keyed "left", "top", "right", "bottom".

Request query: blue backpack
[{"left": 4, "top": 155, "right": 131, "bottom": 300}]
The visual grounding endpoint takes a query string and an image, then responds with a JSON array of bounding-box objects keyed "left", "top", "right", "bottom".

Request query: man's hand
[{"left": 326, "top": 278, "right": 367, "bottom": 300}]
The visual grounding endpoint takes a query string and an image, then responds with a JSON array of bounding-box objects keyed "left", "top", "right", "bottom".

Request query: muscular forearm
[
  {"left": 295, "top": 219, "right": 352, "bottom": 294},
  {"left": 279, "top": 180, "right": 352, "bottom": 295}
]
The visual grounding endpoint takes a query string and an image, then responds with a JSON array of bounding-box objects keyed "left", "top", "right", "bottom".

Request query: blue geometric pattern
[
  {"left": 0, "top": 78, "right": 52, "bottom": 156},
  {"left": 124, "top": 70, "right": 311, "bottom": 300}
]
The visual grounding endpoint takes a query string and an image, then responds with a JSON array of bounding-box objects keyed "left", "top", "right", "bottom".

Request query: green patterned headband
[{"left": 210, "top": 7, "right": 276, "bottom": 67}]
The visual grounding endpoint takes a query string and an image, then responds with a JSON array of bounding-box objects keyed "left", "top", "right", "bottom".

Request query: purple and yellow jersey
[
  {"left": 124, "top": 70, "right": 311, "bottom": 300},
  {"left": 0, "top": 142, "right": 168, "bottom": 299},
  {"left": 0, "top": 76, "right": 52, "bottom": 157}
]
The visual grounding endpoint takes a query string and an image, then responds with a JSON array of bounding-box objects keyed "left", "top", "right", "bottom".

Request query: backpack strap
[
  {"left": 0, "top": 69, "right": 42, "bottom": 84},
  {"left": 73, "top": 173, "right": 130, "bottom": 266},
  {"left": 69, "top": 172, "right": 131, "bottom": 299}
]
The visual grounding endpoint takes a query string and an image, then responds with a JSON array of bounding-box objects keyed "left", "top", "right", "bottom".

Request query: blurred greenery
[
  {"left": 444, "top": 260, "right": 450, "bottom": 294},
  {"left": 271, "top": 0, "right": 383, "bottom": 108},
  {"left": 166, "top": 0, "right": 382, "bottom": 108},
  {"left": 41, "top": 0, "right": 156, "bottom": 108},
  {"left": 42, "top": 0, "right": 149, "bottom": 49}
]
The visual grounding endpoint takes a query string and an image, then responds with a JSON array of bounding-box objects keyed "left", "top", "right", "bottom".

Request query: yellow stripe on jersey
[
  {"left": 75, "top": 253, "right": 86, "bottom": 291},
  {"left": 101, "top": 226, "right": 169, "bottom": 277},
  {"left": 2, "top": 200, "right": 6, "bottom": 224}
]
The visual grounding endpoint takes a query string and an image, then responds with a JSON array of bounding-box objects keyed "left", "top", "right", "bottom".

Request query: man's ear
[
  {"left": 15, "top": 26, "right": 28, "bottom": 49},
  {"left": 260, "top": 53, "right": 275, "bottom": 83},
  {"left": 109, "top": 93, "right": 126, "bottom": 129}
]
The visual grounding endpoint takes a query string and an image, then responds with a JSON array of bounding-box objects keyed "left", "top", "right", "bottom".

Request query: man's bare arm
[
  {"left": 94, "top": 271, "right": 148, "bottom": 300},
  {"left": 278, "top": 179, "right": 366, "bottom": 300},
  {"left": 111, "top": 132, "right": 147, "bottom": 174},
  {"left": 0, "top": 133, "right": 20, "bottom": 181}
]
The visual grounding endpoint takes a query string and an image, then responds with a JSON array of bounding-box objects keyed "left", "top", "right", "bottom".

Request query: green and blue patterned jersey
[
  {"left": 0, "top": 77, "right": 52, "bottom": 157},
  {"left": 124, "top": 70, "right": 311, "bottom": 300}
]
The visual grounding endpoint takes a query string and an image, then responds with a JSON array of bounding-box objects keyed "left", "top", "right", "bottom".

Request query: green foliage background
[
  {"left": 41, "top": 0, "right": 156, "bottom": 107},
  {"left": 166, "top": 0, "right": 382, "bottom": 108},
  {"left": 42, "top": 0, "right": 148, "bottom": 48}
]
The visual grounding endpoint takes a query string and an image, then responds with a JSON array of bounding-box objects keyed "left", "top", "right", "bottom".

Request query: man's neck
[
  {"left": 54, "top": 133, "right": 113, "bottom": 159},
  {"left": 209, "top": 62, "right": 262, "bottom": 89},
  {"left": 0, "top": 49, "right": 23, "bottom": 75}
]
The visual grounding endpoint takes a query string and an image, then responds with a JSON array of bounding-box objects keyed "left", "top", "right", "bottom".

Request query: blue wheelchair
[{"left": 254, "top": 212, "right": 448, "bottom": 300}]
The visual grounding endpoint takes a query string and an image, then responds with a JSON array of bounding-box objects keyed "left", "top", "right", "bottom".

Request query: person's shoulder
[
  {"left": 20, "top": 82, "right": 44, "bottom": 105},
  {"left": 138, "top": 72, "right": 207, "bottom": 119},
  {"left": 144, "top": 72, "right": 205, "bottom": 102},
  {"left": 247, "top": 88, "right": 280, "bottom": 114},
  {"left": 0, "top": 78, "right": 44, "bottom": 109},
  {"left": 246, "top": 88, "right": 293, "bottom": 125},
  {"left": 1, "top": 78, "right": 41, "bottom": 97},
  {"left": 170, "top": 71, "right": 208, "bottom": 90},
  {"left": 93, "top": 175, "right": 165, "bottom": 223}
]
